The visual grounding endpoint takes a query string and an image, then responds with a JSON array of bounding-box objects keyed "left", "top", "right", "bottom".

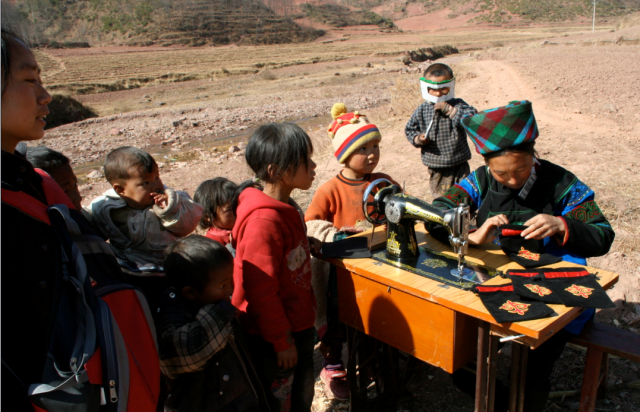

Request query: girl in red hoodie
[{"left": 231, "top": 123, "right": 320, "bottom": 412}]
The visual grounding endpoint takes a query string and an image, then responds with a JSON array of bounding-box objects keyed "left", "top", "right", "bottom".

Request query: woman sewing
[{"left": 429, "top": 100, "right": 615, "bottom": 412}]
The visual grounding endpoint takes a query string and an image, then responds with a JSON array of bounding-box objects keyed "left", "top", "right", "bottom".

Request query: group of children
[{"left": 28, "top": 62, "right": 474, "bottom": 412}]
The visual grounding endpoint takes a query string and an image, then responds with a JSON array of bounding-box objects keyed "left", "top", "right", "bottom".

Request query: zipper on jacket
[
  {"left": 61, "top": 250, "right": 86, "bottom": 374},
  {"left": 109, "top": 380, "right": 118, "bottom": 403},
  {"left": 97, "top": 298, "right": 119, "bottom": 404}
]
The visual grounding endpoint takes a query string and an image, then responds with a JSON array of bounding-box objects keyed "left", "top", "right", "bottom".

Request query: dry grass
[
  {"left": 34, "top": 24, "right": 601, "bottom": 97},
  {"left": 616, "top": 13, "right": 640, "bottom": 30}
]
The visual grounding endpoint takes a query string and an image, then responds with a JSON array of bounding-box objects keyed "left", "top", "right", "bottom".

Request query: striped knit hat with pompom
[{"left": 327, "top": 103, "right": 382, "bottom": 164}]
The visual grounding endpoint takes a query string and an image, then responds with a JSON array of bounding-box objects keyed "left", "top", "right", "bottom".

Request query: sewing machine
[{"left": 362, "top": 178, "right": 483, "bottom": 286}]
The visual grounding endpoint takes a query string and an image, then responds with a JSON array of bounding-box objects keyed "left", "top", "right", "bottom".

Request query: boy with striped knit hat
[{"left": 305, "top": 103, "right": 399, "bottom": 400}]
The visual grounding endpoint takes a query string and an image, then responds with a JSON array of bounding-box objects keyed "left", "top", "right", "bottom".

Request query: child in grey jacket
[{"left": 85, "top": 146, "right": 202, "bottom": 272}]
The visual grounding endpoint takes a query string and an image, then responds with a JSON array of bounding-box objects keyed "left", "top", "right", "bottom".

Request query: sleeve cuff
[{"left": 154, "top": 188, "right": 179, "bottom": 217}]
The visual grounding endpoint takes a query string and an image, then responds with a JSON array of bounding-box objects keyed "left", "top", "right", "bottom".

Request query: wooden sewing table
[{"left": 325, "top": 225, "right": 619, "bottom": 412}]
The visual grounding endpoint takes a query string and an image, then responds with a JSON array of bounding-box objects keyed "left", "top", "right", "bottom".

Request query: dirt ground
[{"left": 33, "top": 25, "right": 640, "bottom": 412}]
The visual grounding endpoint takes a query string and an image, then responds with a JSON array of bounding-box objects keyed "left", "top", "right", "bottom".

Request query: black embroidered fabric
[
  {"left": 498, "top": 224, "right": 562, "bottom": 268},
  {"left": 502, "top": 269, "right": 564, "bottom": 304},
  {"left": 473, "top": 283, "right": 554, "bottom": 324},
  {"left": 541, "top": 268, "right": 616, "bottom": 309}
]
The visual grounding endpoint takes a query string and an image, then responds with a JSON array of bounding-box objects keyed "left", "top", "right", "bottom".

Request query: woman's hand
[
  {"left": 276, "top": 344, "right": 298, "bottom": 370},
  {"left": 469, "top": 214, "right": 509, "bottom": 245},
  {"left": 522, "top": 215, "right": 566, "bottom": 240}
]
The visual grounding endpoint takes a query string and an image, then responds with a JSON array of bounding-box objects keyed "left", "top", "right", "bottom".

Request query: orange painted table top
[{"left": 327, "top": 225, "right": 619, "bottom": 348}]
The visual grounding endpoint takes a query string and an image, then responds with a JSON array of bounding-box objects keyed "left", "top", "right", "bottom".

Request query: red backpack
[{"left": 1, "top": 170, "right": 160, "bottom": 412}]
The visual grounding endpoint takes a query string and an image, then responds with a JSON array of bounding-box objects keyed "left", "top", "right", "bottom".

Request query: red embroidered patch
[
  {"left": 565, "top": 284, "right": 593, "bottom": 298},
  {"left": 524, "top": 284, "right": 552, "bottom": 297},
  {"left": 499, "top": 300, "right": 530, "bottom": 315},
  {"left": 517, "top": 247, "right": 540, "bottom": 261}
]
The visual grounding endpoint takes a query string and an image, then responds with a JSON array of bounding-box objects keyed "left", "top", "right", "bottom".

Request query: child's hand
[
  {"left": 308, "top": 236, "right": 322, "bottom": 257},
  {"left": 151, "top": 192, "right": 169, "bottom": 209},
  {"left": 276, "top": 344, "right": 298, "bottom": 369},
  {"left": 434, "top": 102, "right": 452, "bottom": 115},
  {"left": 413, "top": 134, "right": 429, "bottom": 145}
]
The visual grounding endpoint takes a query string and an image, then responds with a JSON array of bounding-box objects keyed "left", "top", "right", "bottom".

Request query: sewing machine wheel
[{"left": 362, "top": 178, "right": 401, "bottom": 225}]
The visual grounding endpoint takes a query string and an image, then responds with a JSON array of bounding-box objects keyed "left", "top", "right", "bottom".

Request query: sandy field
[{"left": 33, "top": 23, "right": 640, "bottom": 412}]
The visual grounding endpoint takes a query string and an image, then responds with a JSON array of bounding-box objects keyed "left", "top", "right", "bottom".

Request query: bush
[
  {"left": 45, "top": 95, "right": 98, "bottom": 130},
  {"left": 259, "top": 69, "right": 277, "bottom": 81}
]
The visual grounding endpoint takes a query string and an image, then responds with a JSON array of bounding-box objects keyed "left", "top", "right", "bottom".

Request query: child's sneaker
[{"left": 320, "top": 363, "right": 349, "bottom": 401}]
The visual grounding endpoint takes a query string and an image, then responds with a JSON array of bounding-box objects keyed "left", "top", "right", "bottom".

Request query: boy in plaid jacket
[
  {"left": 157, "top": 236, "right": 265, "bottom": 412},
  {"left": 405, "top": 63, "right": 477, "bottom": 198}
]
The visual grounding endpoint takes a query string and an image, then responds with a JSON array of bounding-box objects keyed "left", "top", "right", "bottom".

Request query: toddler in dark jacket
[{"left": 158, "top": 235, "right": 265, "bottom": 412}]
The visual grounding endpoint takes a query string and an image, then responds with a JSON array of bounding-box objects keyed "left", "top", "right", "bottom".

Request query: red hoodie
[{"left": 231, "top": 188, "right": 316, "bottom": 352}]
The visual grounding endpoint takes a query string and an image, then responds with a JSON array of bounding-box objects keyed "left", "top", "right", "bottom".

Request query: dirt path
[
  {"left": 308, "top": 53, "right": 640, "bottom": 412},
  {"left": 37, "top": 40, "right": 639, "bottom": 412}
]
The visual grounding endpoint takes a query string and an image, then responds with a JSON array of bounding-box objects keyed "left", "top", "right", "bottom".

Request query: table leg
[
  {"left": 578, "top": 347, "right": 604, "bottom": 412},
  {"left": 475, "top": 321, "right": 490, "bottom": 412},
  {"left": 516, "top": 345, "right": 528, "bottom": 412},
  {"left": 508, "top": 343, "right": 522, "bottom": 412},
  {"left": 486, "top": 334, "right": 500, "bottom": 412}
]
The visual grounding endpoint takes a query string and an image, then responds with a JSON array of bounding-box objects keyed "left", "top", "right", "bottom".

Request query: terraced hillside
[
  {"left": 348, "top": 0, "right": 640, "bottom": 23},
  {"left": 2, "top": 0, "right": 324, "bottom": 46}
]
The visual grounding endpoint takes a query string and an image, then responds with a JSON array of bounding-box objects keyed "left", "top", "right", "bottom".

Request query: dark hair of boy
[
  {"left": 245, "top": 123, "right": 314, "bottom": 184},
  {"left": 423, "top": 63, "right": 454, "bottom": 79},
  {"left": 104, "top": 146, "right": 157, "bottom": 184},
  {"left": 1, "top": 27, "right": 24, "bottom": 96},
  {"left": 194, "top": 177, "right": 238, "bottom": 229},
  {"left": 164, "top": 235, "right": 233, "bottom": 294},
  {"left": 26, "top": 146, "right": 70, "bottom": 172}
]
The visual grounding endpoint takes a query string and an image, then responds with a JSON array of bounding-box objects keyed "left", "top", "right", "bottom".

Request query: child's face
[
  {"left": 213, "top": 202, "right": 235, "bottom": 230},
  {"left": 115, "top": 164, "right": 164, "bottom": 209},
  {"left": 283, "top": 150, "right": 317, "bottom": 191},
  {"left": 189, "top": 264, "right": 234, "bottom": 306},
  {"left": 49, "top": 163, "right": 83, "bottom": 211},
  {"left": 344, "top": 139, "right": 380, "bottom": 177},
  {"left": 427, "top": 74, "right": 452, "bottom": 98},
  {"left": 1, "top": 39, "right": 52, "bottom": 150}
]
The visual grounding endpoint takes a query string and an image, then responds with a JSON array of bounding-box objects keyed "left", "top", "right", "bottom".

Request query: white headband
[{"left": 420, "top": 77, "right": 456, "bottom": 103}]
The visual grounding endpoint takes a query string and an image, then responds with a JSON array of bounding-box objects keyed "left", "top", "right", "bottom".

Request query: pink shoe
[{"left": 320, "top": 364, "right": 350, "bottom": 401}]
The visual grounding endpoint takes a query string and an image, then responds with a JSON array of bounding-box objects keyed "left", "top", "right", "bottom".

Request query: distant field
[{"left": 36, "top": 24, "right": 594, "bottom": 96}]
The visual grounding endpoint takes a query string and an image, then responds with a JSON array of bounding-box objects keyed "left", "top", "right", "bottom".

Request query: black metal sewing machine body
[{"left": 363, "top": 179, "right": 477, "bottom": 285}]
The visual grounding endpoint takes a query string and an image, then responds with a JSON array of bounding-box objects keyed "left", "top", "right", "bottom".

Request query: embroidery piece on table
[
  {"left": 517, "top": 247, "right": 540, "bottom": 261},
  {"left": 499, "top": 300, "right": 530, "bottom": 315},
  {"left": 422, "top": 258, "right": 448, "bottom": 268},
  {"left": 565, "top": 284, "right": 594, "bottom": 298},
  {"left": 524, "top": 284, "right": 552, "bottom": 297}
]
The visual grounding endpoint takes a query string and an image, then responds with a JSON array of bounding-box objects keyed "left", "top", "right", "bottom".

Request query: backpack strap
[{"left": 1, "top": 169, "right": 76, "bottom": 225}]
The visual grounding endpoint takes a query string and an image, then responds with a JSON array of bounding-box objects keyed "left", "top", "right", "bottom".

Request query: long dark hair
[{"left": 1, "top": 27, "right": 25, "bottom": 96}]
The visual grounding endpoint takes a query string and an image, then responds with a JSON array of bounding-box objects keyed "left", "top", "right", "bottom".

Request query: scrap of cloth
[{"left": 473, "top": 283, "right": 554, "bottom": 324}]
